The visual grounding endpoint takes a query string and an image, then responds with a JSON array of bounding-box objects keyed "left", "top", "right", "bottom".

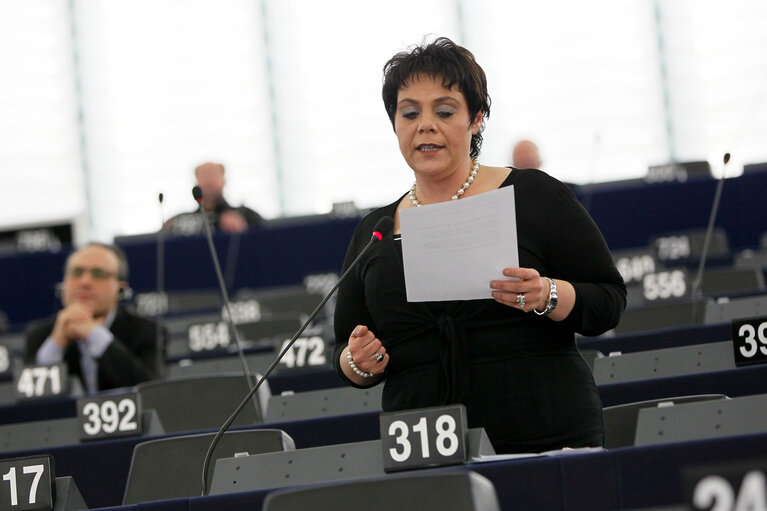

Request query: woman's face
[{"left": 394, "top": 74, "right": 482, "bottom": 180}]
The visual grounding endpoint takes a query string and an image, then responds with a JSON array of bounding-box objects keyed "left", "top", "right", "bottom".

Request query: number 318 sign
[{"left": 379, "top": 404, "right": 467, "bottom": 472}]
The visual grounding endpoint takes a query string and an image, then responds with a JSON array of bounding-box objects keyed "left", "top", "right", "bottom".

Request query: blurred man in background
[
  {"left": 512, "top": 140, "right": 542, "bottom": 169},
  {"left": 25, "top": 243, "right": 165, "bottom": 392},
  {"left": 165, "top": 161, "right": 263, "bottom": 233}
]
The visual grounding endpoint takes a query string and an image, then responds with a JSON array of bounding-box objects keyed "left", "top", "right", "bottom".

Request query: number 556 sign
[{"left": 379, "top": 404, "right": 467, "bottom": 472}]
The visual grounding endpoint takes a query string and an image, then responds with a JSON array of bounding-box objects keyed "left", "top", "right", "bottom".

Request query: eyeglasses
[{"left": 66, "top": 266, "right": 118, "bottom": 280}]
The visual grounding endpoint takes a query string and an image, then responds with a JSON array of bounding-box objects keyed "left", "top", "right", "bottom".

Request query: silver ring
[
  {"left": 516, "top": 293, "right": 526, "bottom": 308},
  {"left": 375, "top": 353, "right": 384, "bottom": 363}
]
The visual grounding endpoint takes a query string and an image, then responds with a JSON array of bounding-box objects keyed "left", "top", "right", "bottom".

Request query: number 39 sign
[
  {"left": 732, "top": 316, "right": 767, "bottom": 367},
  {"left": 379, "top": 404, "right": 468, "bottom": 472}
]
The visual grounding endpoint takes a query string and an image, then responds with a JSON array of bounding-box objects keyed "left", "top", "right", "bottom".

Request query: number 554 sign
[{"left": 379, "top": 404, "right": 468, "bottom": 472}]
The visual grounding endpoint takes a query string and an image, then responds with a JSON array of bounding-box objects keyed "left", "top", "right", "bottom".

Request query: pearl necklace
[{"left": 409, "top": 160, "right": 480, "bottom": 207}]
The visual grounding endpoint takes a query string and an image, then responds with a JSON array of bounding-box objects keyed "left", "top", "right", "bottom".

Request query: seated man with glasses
[{"left": 25, "top": 243, "right": 166, "bottom": 393}]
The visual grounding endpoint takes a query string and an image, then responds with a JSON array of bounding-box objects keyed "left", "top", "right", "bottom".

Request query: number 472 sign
[{"left": 379, "top": 404, "right": 468, "bottom": 473}]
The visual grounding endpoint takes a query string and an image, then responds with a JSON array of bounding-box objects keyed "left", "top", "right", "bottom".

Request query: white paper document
[{"left": 399, "top": 185, "right": 518, "bottom": 302}]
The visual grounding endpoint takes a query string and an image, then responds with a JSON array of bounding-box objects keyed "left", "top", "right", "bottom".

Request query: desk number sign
[
  {"left": 379, "top": 404, "right": 468, "bottom": 473},
  {"left": 0, "top": 346, "right": 10, "bottom": 378},
  {"left": 77, "top": 393, "right": 143, "bottom": 440},
  {"left": 687, "top": 458, "right": 767, "bottom": 511},
  {"left": 187, "top": 322, "right": 230, "bottom": 353},
  {"left": 0, "top": 455, "right": 55, "bottom": 511},
  {"left": 277, "top": 336, "right": 328, "bottom": 370},
  {"left": 14, "top": 364, "right": 67, "bottom": 401},
  {"left": 732, "top": 316, "right": 767, "bottom": 367}
]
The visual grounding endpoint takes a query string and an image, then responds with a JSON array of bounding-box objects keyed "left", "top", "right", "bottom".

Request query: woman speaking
[{"left": 333, "top": 37, "right": 626, "bottom": 454}]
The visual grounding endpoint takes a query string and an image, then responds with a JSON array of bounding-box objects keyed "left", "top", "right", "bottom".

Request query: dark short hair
[
  {"left": 382, "top": 37, "right": 491, "bottom": 159},
  {"left": 65, "top": 242, "right": 130, "bottom": 282}
]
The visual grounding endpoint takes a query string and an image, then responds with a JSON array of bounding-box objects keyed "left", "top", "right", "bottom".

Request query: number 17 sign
[{"left": 0, "top": 455, "right": 55, "bottom": 511}]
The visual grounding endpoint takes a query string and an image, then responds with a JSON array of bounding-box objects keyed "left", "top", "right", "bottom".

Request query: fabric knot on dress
[{"left": 434, "top": 313, "right": 470, "bottom": 405}]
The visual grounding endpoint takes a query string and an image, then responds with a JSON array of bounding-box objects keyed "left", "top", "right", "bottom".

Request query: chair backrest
[
  {"left": 210, "top": 428, "right": 495, "bottom": 495},
  {"left": 0, "top": 416, "right": 81, "bottom": 453},
  {"left": 700, "top": 268, "right": 765, "bottom": 297},
  {"left": 614, "top": 301, "right": 703, "bottom": 335},
  {"left": 0, "top": 409, "right": 163, "bottom": 453},
  {"left": 592, "top": 341, "right": 735, "bottom": 385},
  {"left": 0, "top": 332, "right": 25, "bottom": 354},
  {"left": 602, "top": 394, "right": 727, "bottom": 449},
  {"left": 123, "top": 428, "right": 294, "bottom": 504},
  {"left": 166, "top": 353, "right": 275, "bottom": 379},
  {"left": 136, "top": 374, "right": 266, "bottom": 433},
  {"left": 263, "top": 471, "right": 501, "bottom": 511},
  {"left": 734, "top": 249, "right": 767, "bottom": 271},
  {"left": 265, "top": 385, "right": 383, "bottom": 422},
  {"left": 634, "top": 393, "right": 767, "bottom": 446},
  {"left": 704, "top": 293, "right": 767, "bottom": 324},
  {"left": 234, "top": 286, "right": 324, "bottom": 317},
  {"left": 578, "top": 349, "right": 603, "bottom": 373},
  {"left": 54, "top": 476, "right": 89, "bottom": 511}
]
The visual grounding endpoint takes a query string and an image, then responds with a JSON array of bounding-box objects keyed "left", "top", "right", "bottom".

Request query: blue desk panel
[
  {"left": 4, "top": 170, "right": 767, "bottom": 328},
  {"left": 83, "top": 431, "right": 767, "bottom": 511},
  {"left": 577, "top": 322, "right": 733, "bottom": 355},
  {"left": 3, "top": 412, "right": 381, "bottom": 509},
  {"left": 3, "top": 360, "right": 767, "bottom": 507}
]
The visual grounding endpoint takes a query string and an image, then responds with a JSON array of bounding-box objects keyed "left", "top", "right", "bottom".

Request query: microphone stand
[
  {"left": 690, "top": 153, "right": 730, "bottom": 322},
  {"left": 194, "top": 191, "right": 261, "bottom": 422},
  {"left": 156, "top": 193, "right": 166, "bottom": 379},
  {"left": 200, "top": 216, "right": 392, "bottom": 496}
]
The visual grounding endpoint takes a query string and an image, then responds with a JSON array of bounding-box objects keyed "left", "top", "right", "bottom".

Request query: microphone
[
  {"left": 156, "top": 192, "right": 166, "bottom": 379},
  {"left": 690, "top": 153, "right": 730, "bottom": 316},
  {"left": 200, "top": 215, "right": 393, "bottom": 496},
  {"left": 193, "top": 185, "right": 261, "bottom": 420}
]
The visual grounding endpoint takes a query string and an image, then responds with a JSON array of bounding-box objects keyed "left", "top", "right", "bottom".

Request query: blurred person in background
[
  {"left": 512, "top": 139, "right": 542, "bottom": 169},
  {"left": 165, "top": 161, "right": 263, "bottom": 233},
  {"left": 25, "top": 243, "right": 165, "bottom": 392}
]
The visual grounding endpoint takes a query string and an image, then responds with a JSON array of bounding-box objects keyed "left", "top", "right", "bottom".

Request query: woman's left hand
[{"left": 490, "top": 267, "right": 548, "bottom": 312}]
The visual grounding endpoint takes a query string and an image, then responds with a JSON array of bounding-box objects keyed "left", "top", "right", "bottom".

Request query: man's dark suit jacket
[{"left": 24, "top": 306, "right": 166, "bottom": 391}]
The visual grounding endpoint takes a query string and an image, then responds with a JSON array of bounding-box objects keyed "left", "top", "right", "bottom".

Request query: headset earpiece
[{"left": 119, "top": 285, "right": 133, "bottom": 301}]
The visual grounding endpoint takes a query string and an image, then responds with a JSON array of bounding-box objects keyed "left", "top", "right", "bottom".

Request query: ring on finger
[
  {"left": 516, "top": 293, "right": 526, "bottom": 308},
  {"left": 375, "top": 352, "right": 384, "bottom": 363}
]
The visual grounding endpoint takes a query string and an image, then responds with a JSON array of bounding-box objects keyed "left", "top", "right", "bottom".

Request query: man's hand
[
  {"left": 50, "top": 303, "right": 103, "bottom": 347},
  {"left": 219, "top": 210, "right": 248, "bottom": 233}
]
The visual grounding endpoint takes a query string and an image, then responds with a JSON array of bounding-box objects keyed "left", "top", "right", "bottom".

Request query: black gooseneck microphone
[
  {"left": 156, "top": 192, "right": 166, "bottom": 379},
  {"left": 200, "top": 215, "right": 394, "bottom": 496},
  {"left": 193, "top": 186, "right": 261, "bottom": 420},
  {"left": 690, "top": 153, "right": 731, "bottom": 319}
]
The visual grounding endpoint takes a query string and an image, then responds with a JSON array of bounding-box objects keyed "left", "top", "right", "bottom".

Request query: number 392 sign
[
  {"left": 77, "top": 393, "right": 143, "bottom": 440},
  {"left": 379, "top": 404, "right": 468, "bottom": 473}
]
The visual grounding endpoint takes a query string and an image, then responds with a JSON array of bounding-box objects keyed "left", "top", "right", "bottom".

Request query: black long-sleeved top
[{"left": 333, "top": 169, "right": 626, "bottom": 453}]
